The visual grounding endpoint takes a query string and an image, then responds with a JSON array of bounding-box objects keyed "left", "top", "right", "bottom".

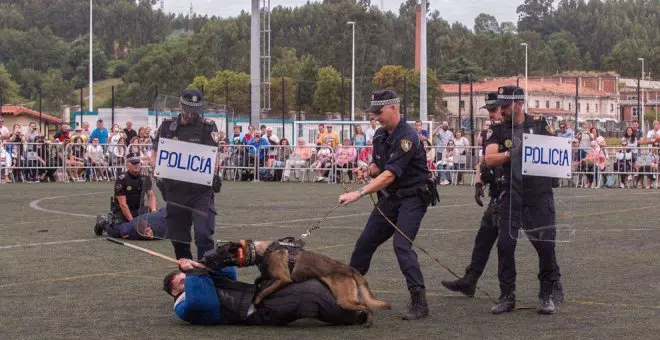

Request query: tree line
[{"left": 0, "top": 0, "right": 657, "bottom": 118}]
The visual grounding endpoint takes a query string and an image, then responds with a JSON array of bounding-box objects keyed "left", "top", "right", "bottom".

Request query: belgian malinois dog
[{"left": 238, "top": 239, "right": 391, "bottom": 327}]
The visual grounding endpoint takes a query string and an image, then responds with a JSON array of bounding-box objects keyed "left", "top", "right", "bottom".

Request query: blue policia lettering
[
  {"left": 158, "top": 150, "right": 212, "bottom": 174},
  {"left": 523, "top": 146, "right": 569, "bottom": 166}
]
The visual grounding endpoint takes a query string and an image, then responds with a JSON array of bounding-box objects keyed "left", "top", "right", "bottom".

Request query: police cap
[
  {"left": 495, "top": 86, "right": 525, "bottom": 107},
  {"left": 481, "top": 91, "right": 500, "bottom": 110},
  {"left": 368, "top": 90, "right": 400, "bottom": 113},
  {"left": 126, "top": 152, "right": 141, "bottom": 164},
  {"left": 180, "top": 88, "right": 205, "bottom": 114}
]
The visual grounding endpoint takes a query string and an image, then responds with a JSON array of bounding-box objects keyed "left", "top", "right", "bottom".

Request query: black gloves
[{"left": 474, "top": 183, "right": 484, "bottom": 207}]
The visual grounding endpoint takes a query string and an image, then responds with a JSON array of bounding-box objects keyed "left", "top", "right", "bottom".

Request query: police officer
[
  {"left": 441, "top": 92, "right": 505, "bottom": 296},
  {"left": 111, "top": 152, "right": 157, "bottom": 225},
  {"left": 338, "top": 90, "right": 439, "bottom": 320},
  {"left": 484, "top": 86, "right": 563, "bottom": 315},
  {"left": 151, "top": 89, "right": 220, "bottom": 260}
]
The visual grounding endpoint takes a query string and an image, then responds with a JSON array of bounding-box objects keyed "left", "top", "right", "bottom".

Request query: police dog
[{"left": 238, "top": 239, "right": 391, "bottom": 327}]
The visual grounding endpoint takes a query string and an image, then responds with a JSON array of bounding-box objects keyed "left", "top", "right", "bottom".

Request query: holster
[{"left": 109, "top": 196, "right": 124, "bottom": 225}]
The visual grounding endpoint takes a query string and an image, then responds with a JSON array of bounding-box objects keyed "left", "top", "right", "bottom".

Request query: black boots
[
  {"left": 402, "top": 287, "right": 429, "bottom": 320},
  {"left": 538, "top": 281, "right": 560, "bottom": 314},
  {"left": 491, "top": 285, "right": 516, "bottom": 314},
  {"left": 94, "top": 215, "right": 108, "bottom": 236},
  {"left": 441, "top": 270, "right": 480, "bottom": 297},
  {"left": 491, "top": 292, "right": 516, "bottom": 314}
]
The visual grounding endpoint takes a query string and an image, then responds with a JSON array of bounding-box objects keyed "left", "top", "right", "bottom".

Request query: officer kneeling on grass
[
  {"left": 95, "top": 152, "right": 163, "bottom": 239},
  {"left": 109, "top": 152, "right": 156, "bottom": 223},
  {"left": 162, "top": 243, "right": 367, "bottom": 326},
  {"left": 338, "top": 90, "right": 439, "bottom": 320}
]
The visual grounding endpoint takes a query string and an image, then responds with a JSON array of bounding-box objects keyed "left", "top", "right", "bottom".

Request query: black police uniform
[
  {"left": 113, "top": 171, "right": 150, "bottom": 224},
  {"left": 349, "top": 117, "right": 432, "bottom": 308},
  {"left": 153, "top": 90, "right": 219, "bottom": 260},
  {"left": 468, "top": 127, "right": 505, "bottom": 273},
  {"left": 487, "top": 111, "right": 562, "bottom": 311}
]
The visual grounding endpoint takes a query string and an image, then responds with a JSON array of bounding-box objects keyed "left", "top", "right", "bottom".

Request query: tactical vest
[{"left": 122, "top": 173, "right": 146, "bottom": 211}]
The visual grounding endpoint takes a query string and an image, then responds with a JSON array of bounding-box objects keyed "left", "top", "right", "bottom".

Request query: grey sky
[{"left": 164, "top": 0, "right": 523, "bottom": 29}]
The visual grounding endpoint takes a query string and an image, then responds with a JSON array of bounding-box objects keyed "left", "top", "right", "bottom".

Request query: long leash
[
  {"left": 299, "top": 180, "right": 362, "bottom": 239},
  {"left": 365, "top": 191, "right": 499, "bottom": 304}
]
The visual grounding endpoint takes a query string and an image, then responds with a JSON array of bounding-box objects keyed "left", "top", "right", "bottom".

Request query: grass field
[{"left": 2, "top": 181, "right": 659, "bottom": 339}]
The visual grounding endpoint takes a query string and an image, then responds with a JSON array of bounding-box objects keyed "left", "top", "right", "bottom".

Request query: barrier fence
[{"left": 2, "top": 141, "right": 660, "bottom": 189}]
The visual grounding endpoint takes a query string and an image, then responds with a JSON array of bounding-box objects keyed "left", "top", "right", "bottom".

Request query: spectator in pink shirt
[
  {"left": 283, "top": 138, "right": 312, "bottom": 181},
  {"left": 358, "top": 139, "right": 373, "bottom": 165},
  {"left": 333, "top": 137, "right": 357, "bottom": 181}
]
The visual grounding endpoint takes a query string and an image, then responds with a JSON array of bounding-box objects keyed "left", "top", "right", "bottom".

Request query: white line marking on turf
[
  {"left": 29, "top": 192, "right": 103, "bottom": 218},
  {"left": 0, "top": 238, "right": 99, "bottom": 250}
]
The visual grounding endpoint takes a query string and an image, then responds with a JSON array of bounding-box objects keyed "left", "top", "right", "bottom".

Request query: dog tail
[{"left": 352, "top": 269, "right": 391, "bottom": 310}]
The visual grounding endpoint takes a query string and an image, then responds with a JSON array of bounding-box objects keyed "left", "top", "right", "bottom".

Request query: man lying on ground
[
  {"left": 94, "top": 208, "right": 166, "bottom": 240},
  {"left": 162, "top": 243, "right": 367, "bottom": 326}
]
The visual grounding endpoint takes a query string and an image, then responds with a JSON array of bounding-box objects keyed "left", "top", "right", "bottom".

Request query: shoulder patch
[
  {"left": 486, "top": 129, "right": 493, "bottom": 141},
  {"left": 504, "top": 139, "right": 512, "bottom": 149},
  {"left": 400, "top": 139, "right": 412, "bottom": 152},
  {"left": 118, "top": 174, "right": 126, "bottom": 180}
]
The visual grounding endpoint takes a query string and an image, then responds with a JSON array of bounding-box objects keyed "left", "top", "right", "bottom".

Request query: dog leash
[
  {"left": 299, "top": 180, "right": 362, "bottom": 240},
  {"left": 365, "top": 191, "right": 499, "bottom": 304}
]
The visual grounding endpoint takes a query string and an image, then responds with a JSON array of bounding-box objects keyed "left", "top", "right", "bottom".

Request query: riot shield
[
  {"left": 504, "top": 89, "right": 575, "bottom": 244},
  {"left": 129, "top": 94, "right": 228, "bottom": 260}
]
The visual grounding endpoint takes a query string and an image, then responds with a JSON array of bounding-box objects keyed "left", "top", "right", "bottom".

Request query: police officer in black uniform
[
  {"left": 111, "top": 152, "right": 157, "bottom": 225},
  {"left": 441, "top": 92, "right": 505, "bottom": 296},
  {"left": 151, "top": 89, "right": 220, "bottom": 261},
  {"left": 338, "top": 90, "right": 439, "bottom": 320},
  {"left": 484, "top": 86, "right": 563, "bottom": 315}
]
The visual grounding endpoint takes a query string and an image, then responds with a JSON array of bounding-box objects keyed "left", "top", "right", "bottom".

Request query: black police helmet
[
  {"left": 126, "top": 152, "right": 141, "bottom": 164},
  {"left": 481, "top": 91, "right": 500, "bottom": 110},
  {"left": 495, "top": 86, "right": 525, "bottom": 107},
  {"left": 368, "top": 90, "right": 400, "bottom": 113},
  {"left": 180, "top": 89, "right": 205, "bottom": 114}
]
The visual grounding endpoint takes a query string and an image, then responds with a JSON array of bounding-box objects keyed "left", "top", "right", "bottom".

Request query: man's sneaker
[
  {"left": 94, "top": 216, "right": 107, "bottom": 236},
  {"left": 538, "top": 281, "right": 557, "bottom": 314},
  {"left": 491, "top": 292, "right": 516, "bottom": 314},
  {"left": 402, "top": 287, "right": 429, "bottom": 320}
]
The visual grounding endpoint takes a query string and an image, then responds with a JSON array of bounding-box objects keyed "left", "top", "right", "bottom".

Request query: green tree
[
  {"left": 270, "top": 77, "right": 296, "bottom": 115},
  {"left": 40, "top": 69, "right": 75, "bottom": 112},
  {"left": 474, "top": 13, "right": 500, "bottom": 34},
  {"left": 64, "top": 34, "right": 109, "bottom": 88},
  {"left": 603, "top": 39, "right": 651, "bottom": 77},
  {"left": 205, "top": 70, "right": 250, "bottom": 113},
  {"left": 297, "top": 54, "right": 318, "bottom": 112},
  {"left": 188, "top": 76, "right": 210, "bottom": 92},
  {"left": 0, "top": 65, "right": 22, "bottom": 104},
  {"left": 313, "top": 66, "right": 342, "bottom": 114},
  {"left": 372, "top": 65, "right": 408, "bottom": 94}
]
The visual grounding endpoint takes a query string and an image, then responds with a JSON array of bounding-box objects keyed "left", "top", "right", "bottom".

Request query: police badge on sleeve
[{"left": 400, "top": 139, "right": 412, "bottom": 152}]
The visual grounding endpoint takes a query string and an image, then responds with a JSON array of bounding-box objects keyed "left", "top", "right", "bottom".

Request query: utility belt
[{"left": 382, "top": 179, "right": 440, "bottom": 207}]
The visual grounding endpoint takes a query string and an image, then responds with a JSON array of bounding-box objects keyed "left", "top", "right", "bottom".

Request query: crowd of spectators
[
  {"left": 0, "top": 118, "right": 153, "bottom": 183},
  {"left": 3, "top": 115, "right": 660, "bottom": 189}
]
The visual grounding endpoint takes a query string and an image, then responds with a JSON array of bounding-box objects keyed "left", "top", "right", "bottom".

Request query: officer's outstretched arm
[
  {"left": 147, "top": 189, "right": 157, "bottom": 212},
  {"left": 359, "top": 170, "right": 396, "bottom": 196},
  {"left": 484, "top": 144, "right": 510, "bottom": 168}
]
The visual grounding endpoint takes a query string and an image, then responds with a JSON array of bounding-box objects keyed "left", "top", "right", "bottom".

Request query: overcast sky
[{"left": 164, "top": 0, "right": 523, "bottom": 29}]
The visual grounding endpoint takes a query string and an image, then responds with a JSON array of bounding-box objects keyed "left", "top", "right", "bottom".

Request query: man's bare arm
[
  {"left": 484, "top": 144, "right": 510, "bottom": 168},
  {"left": 116, "top": 196, "right": 133, "bottom": 221}
]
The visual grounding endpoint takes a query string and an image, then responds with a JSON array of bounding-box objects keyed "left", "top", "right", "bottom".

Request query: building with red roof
[
  {"left": 438, "top": 74, "right": 621, "bottom": 131},
  {"left": 1, "top": 105, "right": 63, "bottom": 136}
]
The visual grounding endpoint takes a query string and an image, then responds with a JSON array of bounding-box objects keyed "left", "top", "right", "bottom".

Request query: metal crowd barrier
[
  {"left": 425, "top": 145, "right": 479, "bottom": 186},
  {"left": 4, "top": 140, "right": 660, "bottom": 190},
  {"left": 255, "top": 145, "right": 342, "bottom": 183}
]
